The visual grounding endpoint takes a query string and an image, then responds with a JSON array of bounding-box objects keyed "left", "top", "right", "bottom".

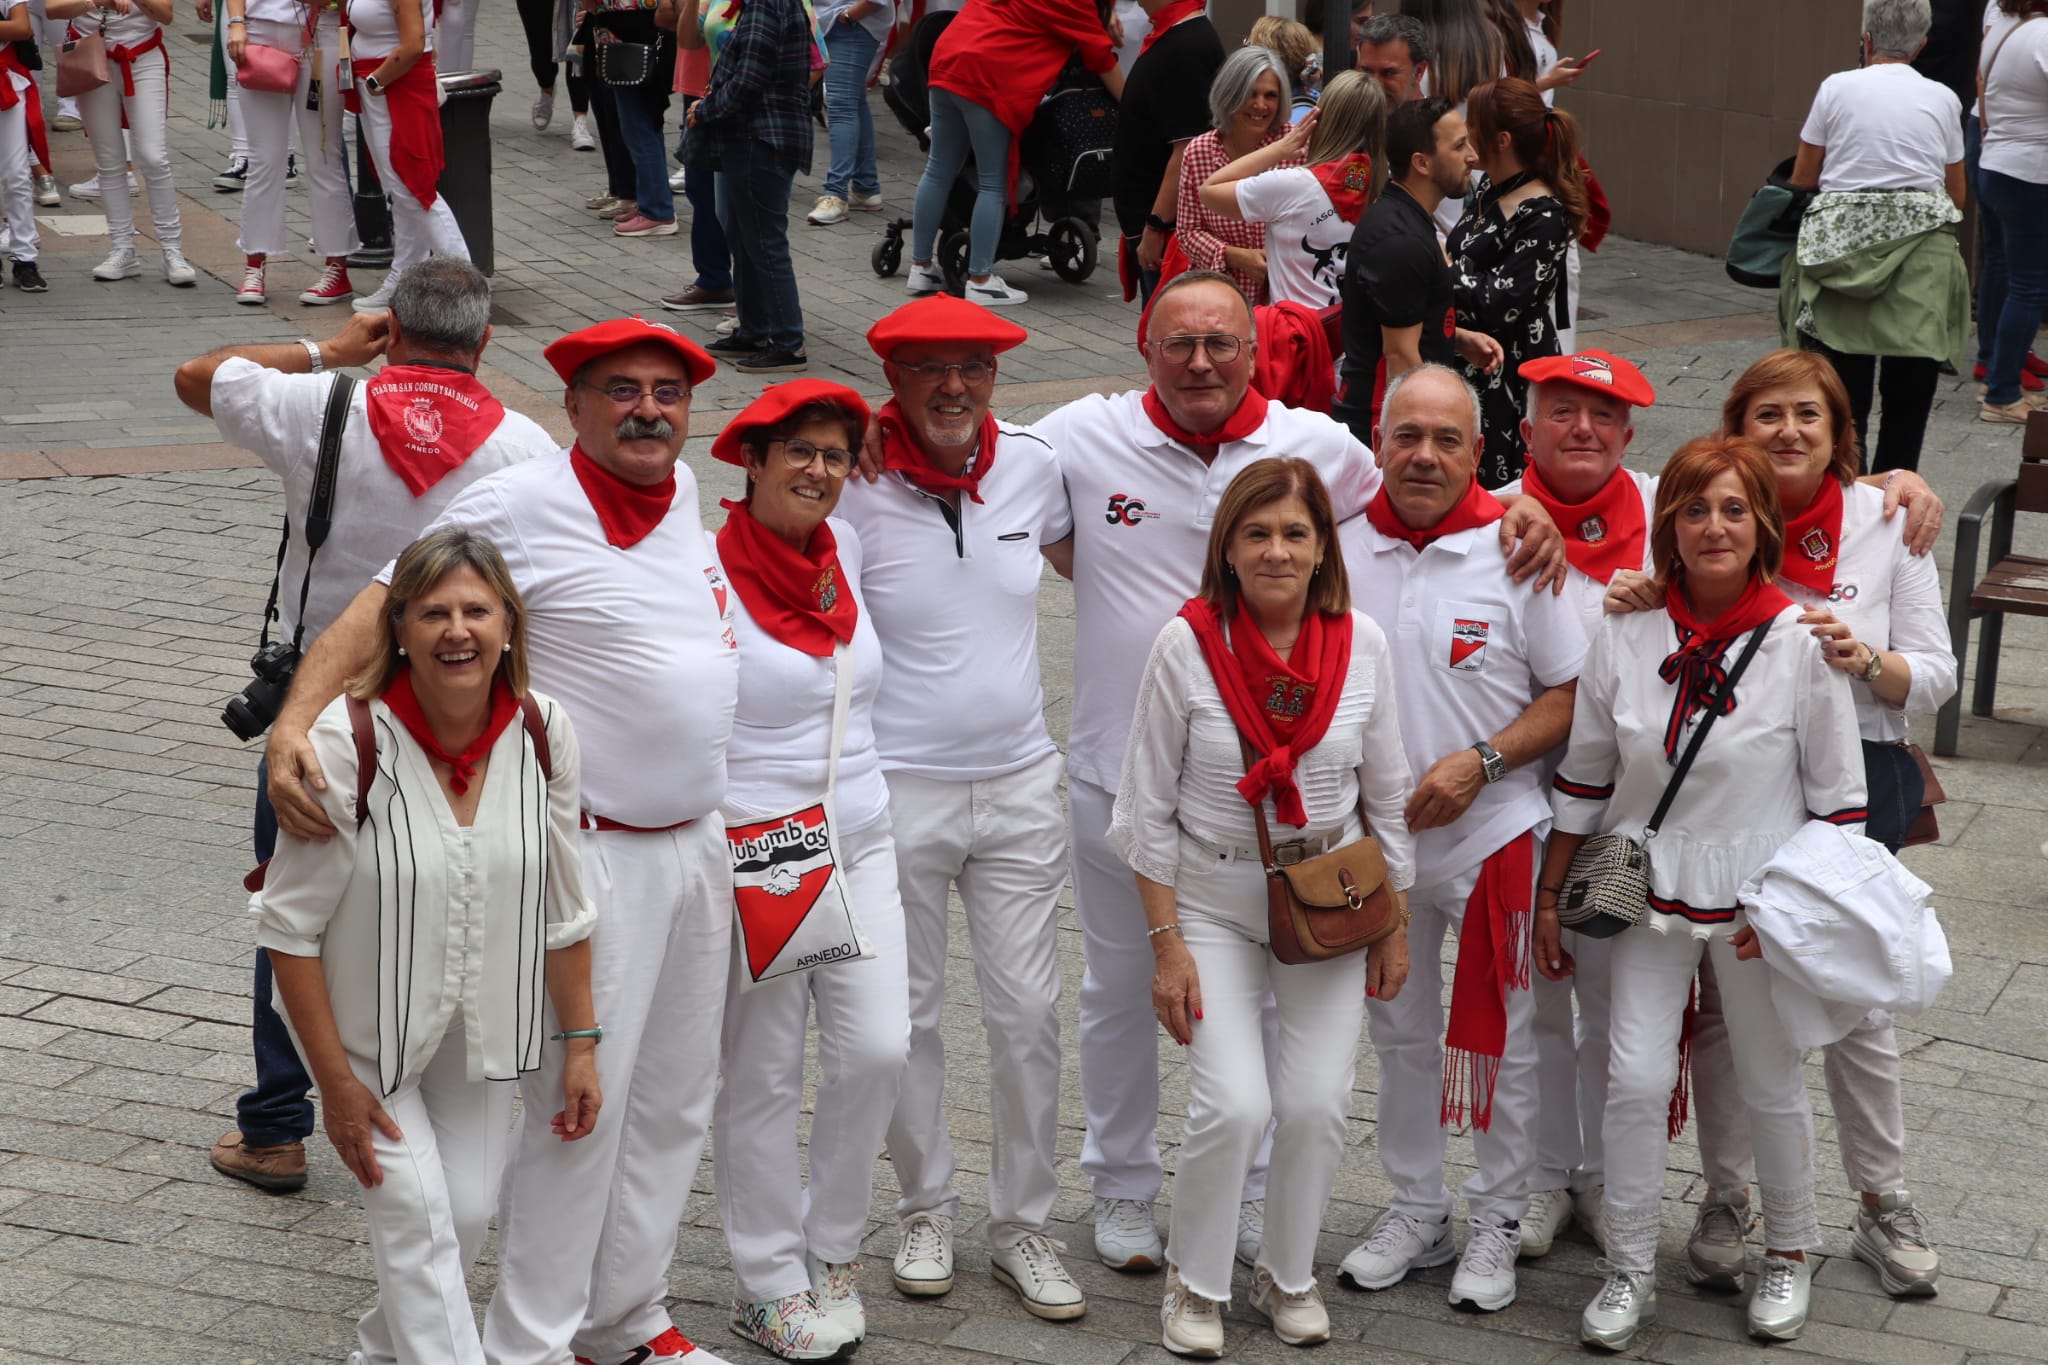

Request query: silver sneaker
[
  {"left": 1684, "top": 1188, "right": 1753, "bottom": 1291},
  {"left": 1581, "top": 1259, "right": 1656, "bottom": 1351},
  {"left": 1747, "top": 1252, "right": 1811, "bottom": 1340},
  {"left": 1853, "top": 1190, "right": 1940, "bottom": 1296},
  {"left": 1234, "top": 1198, "right": 1264, "bottom": 1267}
]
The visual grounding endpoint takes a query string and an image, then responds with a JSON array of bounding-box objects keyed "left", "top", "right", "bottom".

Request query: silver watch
[
  {"left": 299, "top": 338, "right": 324, "bottom": 373},
  {"left": 1472, "top": 741, "right": 1507, "bottom": 784}
]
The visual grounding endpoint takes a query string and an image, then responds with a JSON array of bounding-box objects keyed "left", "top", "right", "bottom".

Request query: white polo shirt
[
  {"left": 407, "top": 454, "right": 740, "bottom": 829},
  {"left": 1034, "top": 392, "right": 1381, "bottom": 792},
  {"left": 1339, "top": 511, "right": 1589, "bottom": 888},
  {"left": 1498, "top": 466, "right": 1658, "bottom": 638},
  {"left": 833, "top": 421, "right": 1065, "bottom": 782}
]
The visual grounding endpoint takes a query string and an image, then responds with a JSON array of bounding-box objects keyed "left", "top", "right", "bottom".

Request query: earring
[
  {"left": 502, "top": 643, "right": 511, "bottom": 653},
  {"left": 397, "top": 647, "right": 407, "bottom": 657}
]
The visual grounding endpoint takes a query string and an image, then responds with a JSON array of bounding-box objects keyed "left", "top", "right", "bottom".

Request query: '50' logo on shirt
[{"left": 1105, "top": 493, "right": 1161, "bottom": 526}]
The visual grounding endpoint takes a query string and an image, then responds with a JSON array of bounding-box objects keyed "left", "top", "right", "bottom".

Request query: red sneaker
[
  {"left": 574, "top": 1326, "right": 735, "bottom": 1365},
  {"left": 2027, "top": 352, "right": 2048, "bottom": 379},
  {"left": 298, "top": 258, "right": 354, "bottom": 305}
]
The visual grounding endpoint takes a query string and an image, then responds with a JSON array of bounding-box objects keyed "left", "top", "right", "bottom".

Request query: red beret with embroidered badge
[
  {"left": 543, "top": 316, "right": 718, "bottom": 388},
  {"left": 1517, "top": 349, "right": 1657, "bottom": 408},
  {"left": 710, "top": 379, "right": 874, "bottom": 467},
  {"left": 865, "top": 294, "right": 1029, "bottom": 360}
]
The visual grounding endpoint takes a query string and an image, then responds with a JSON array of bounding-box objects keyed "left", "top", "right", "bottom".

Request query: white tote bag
[{"left": 728, "top": 642, "right": 876, "bottom": 990}]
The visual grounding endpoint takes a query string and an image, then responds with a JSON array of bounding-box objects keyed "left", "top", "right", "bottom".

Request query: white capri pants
[
  {"left": 883, "top": 752, "right": 1066, "bottom": 1251},
  {"left": 235, "top": 15, "right": 358, "bottom": 259},
  {"left": 354, "top": 69, "right": 469, "bottom": 272},
  {"left": 1070, "top": 777, "right": 1270, "bottom": 1205},
  {"left": 1167, "top": 825, "right": 1365, "bottom": 1304},
  {"left": 484, "top": 818, "right": 734, "bottom": 1365},
  {"left": 1366, "top": 853, "right": 1540, "bottom": 1229},
  {"left": 716, "top": 815, "right": 911, "bottom": 1304},
  {"left": 1531, "top": 928, "right": 1612, "bottom": 1193},
  {"left": 75, "top": 41, "right": 182, "bottom": 254},
  {"left": 1691, "top": 954, "right": 1907, "bottom": 1197},
  {"left": 1602, "top": 924, "right": 1820, "bottom": 1273},
  {"left": 341, "top": 1025, "right": 512, "bottom": 1365}
]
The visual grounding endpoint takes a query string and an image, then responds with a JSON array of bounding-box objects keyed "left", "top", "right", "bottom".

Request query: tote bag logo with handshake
[{"left": 729, "top": 804, "right": 874, "bottom": 987}]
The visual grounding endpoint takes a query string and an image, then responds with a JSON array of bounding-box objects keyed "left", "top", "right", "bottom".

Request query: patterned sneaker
[
  {"left": 298, "top": 259, "right": 354, "bottom": 305},
  {"left": 235, "top": 256, "right": 267, "bottom": 305},
  {"left": 574, "top": 1326, "right": 739, "bottom": 1364},
  {"left": 805, "top": 1252, "right": 864, "bottom": 1342},
  {"left": 1581, "top": 1260, "right": 1656, "bottom": 1351},
  {"left": 1249, "top": 1266, "right": 1328, "bottom": 1346},
  {"left": 1234, "top": 1199, "right": 1264, "bottom": 1267},
  {"left": 1684, "top": 1188, "right": 1754, "bottom": 1291},
  {"left": 728, "top": 1292, "right": 858, "bottom": 1362},
  {"left": 1520, "top": 1188, "right": 1573, "bottom": 1258},
  {"left": 1853, "top": 1191, "right": 1940, "bottom": 1296}
]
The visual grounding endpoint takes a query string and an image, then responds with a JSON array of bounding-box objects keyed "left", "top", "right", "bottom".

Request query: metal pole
[{"left": 1322, "top": 0, "right": 1351, "bottom": 88}]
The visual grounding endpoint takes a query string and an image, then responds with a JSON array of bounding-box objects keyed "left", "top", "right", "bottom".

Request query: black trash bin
[{"left": 438, "top": 68, "right": 502, "bottom": 275}]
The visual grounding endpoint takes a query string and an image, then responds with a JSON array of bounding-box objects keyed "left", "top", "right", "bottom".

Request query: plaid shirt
[
  {"left": 1175, "top": 128, "right": 1301, "bottom": 306},
  {"left": 695, "top": 0, "right": 815, "bottom": 172}
]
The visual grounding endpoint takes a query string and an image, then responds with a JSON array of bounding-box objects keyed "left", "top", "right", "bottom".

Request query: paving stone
[{"left": 2, "top": 1192, "right": 187, "bottom": 1245}]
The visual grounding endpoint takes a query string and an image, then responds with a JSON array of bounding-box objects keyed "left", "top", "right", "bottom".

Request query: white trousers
[
  {"left": 1170, "top": 836, "right": 1363, "bottom": 1303},
  {"left": 715, "top": 816, "right": 910, "bottom": 1303},
  {"left": 0, "top": 91, "right": 34, "bottom": 263},
  {"left": 75, "top": 44, "right": 181, "bottom": 253},
  {"left": 1557, "top": 240, "right": 1583, "bottom": 355},
  {"left": 1603, "top": 925, "right": 1819, "bottom": 1273},
  {"left": 355, "top": 76, "right": 468, "bottom": 272},
  {"left": 1069, "top": 777, "right": 1270, "bottom": 1203},
  {"left": 882, "top": 753, "right": 1066, "bottom": 1250},
  {"left": 435, "top": 0, "right": 478, "bottom": 74},
  {"left": 1692, "top": 955, "right": 1907, "bottom": 1197},
  {"left": 1530, "top": 928, "right": 1612, "bottom": 1192},
  {"left": 1367, "top": 858, "right": 1539, "bottom": 1227},
  {"left": 235, "top": 17, "right": 358, "bottom": 259},
  {"left": 344, "top": 1025, "right": 512, "bottom": 1365},
  {"left": 484, "top": 819, "right": 733, "bottom": 1365}
]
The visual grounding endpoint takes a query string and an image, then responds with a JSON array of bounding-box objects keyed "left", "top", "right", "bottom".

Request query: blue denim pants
[
  {"left": 677, "top": 96, "right": 731, "bottom": 292},
  {"left": 911, "top": 86, "right": 1010, "bottom": 276},
  {"left": 601, "top": 78, "right": 675, "bottom": 221},
  {"left": 821, "top": 19, "right": 879, "bottom": 200},
  {"left": 237, "top": 760, "right": 315, "bottom": 1147},
  {"left": 1977, "top": 165, "right": 2048, "bottom": 408},
  {"left": 716, "top": 137, "right": 804, "bottom": 351}
]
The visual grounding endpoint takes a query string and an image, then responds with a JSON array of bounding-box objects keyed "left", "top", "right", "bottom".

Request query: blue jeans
[
  {"left": 678, "top": 98, "right": 731, "bottom": 291},
  {"left": 237, "top": 760, "right": 315, "bottom": 1147},
  {"left": 912, "top": 86, "right": 1009, "bottom": 276},
  {"left": 716, "top": 138, "right": 804, "bottom": 351},
  {"left": 1976, "top": 166, "right": 2048, "bottom": 407},
  {"left": 1965, "top": 115, "right": 2006, "bottom": 370},
  {"left": 821, "top": 20, "right": 879, "bottom": 199},
  {"left": 604, "top": 79, "right": 674, "bottom": 221}
]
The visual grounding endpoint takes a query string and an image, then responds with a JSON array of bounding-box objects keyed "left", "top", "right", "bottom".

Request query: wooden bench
[{"left": 1936, "top": 409, "right": 2048, "bottom": 755}]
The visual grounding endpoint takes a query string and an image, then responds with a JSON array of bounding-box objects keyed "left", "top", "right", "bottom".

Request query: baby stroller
[{"left": 871, "top": 11, "right": 1115, "bottom": 293}]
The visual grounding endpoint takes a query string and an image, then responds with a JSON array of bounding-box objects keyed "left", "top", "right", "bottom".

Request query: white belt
[{"left": 1179, "top": 822, "right": 1347, "bottom": 867}]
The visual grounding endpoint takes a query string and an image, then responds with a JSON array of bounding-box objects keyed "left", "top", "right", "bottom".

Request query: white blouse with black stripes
[{"left": 255, "top": 689, "right": 596, "bottom": 1095}]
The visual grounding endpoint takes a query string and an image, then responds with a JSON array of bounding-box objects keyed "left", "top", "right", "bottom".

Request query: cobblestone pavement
[{"left": 2, "top": 10, "right": 2047, "bottom": 1365}]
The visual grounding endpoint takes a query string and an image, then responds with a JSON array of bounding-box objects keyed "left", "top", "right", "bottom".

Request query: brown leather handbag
[{"left": 1239, "top": 737, "right": 1402, "bottom": 964}]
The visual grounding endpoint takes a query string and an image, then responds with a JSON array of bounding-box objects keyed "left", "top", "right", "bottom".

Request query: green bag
[{"left": 1726, "top": 156, "right": 1812, "bottom": 289}]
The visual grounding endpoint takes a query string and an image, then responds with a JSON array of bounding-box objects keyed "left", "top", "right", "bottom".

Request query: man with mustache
[{"left": 261, "top": 317, "right": 743, "bottom": 1365}]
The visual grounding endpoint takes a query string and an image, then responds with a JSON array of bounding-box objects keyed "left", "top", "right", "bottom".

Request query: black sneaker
[
  {"left": 705, "top": 334, "right": 767, "bottom": 356},
  {"left": 213, "top": 157, "right": 249, "bottom": 192},
  {"left": 735, "top": 348, "right": 809, "bottom": 374},
  {"left": 285, "top": 153, "right": 302, "bottom": 185},
  {"left": 12, "top": 261, "right": 47, "bottom": 292}
]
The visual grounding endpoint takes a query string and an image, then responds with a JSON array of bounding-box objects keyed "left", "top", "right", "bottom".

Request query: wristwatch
[
  {"left": 1472, "top": 741, "right": 1507, "bottom": 784},
  {"left": 1145, "top": 213, "right": 1175, "bottom": 234},
  {"left": 1858, "top": 649, "right": 1885, "bottom": 684},
  {"left": 364, "top": 73, "right": 384, "bottom": 94}
]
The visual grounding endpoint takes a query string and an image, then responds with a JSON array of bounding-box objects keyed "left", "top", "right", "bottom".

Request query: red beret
[
  {"left": 1517, "top": 349, "right": 1656, "bottom": 408},
  {"left": 543, "top": 316, "right": 718, "bottom": 388},
  {"left": 866, "top": 295, "right": 1029, "bottom": 361},
  {"left": 710, "top": 379, "right": 874, "bottom": 467}
]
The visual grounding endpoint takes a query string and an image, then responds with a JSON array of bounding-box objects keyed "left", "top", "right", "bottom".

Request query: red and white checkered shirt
[{"left": 1174, "top": 127, "right": 1301, "bottom": 306}]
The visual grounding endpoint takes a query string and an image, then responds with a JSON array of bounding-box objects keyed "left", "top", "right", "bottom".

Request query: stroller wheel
[
  {"left": 1047, "top": 217, "right": 1097, "bottom": 284},
  {"left": 872, "top": 236, "right": 902, "bottom": 278},
  {"left": 938, "top": 229, "right": 972, "bottom": 297}
]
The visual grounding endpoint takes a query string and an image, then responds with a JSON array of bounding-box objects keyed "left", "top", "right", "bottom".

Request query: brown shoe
[
  {"left": 211, "top": 1129, "right": 308, "bottom": 1192},
  {"left": 660, "top": 283, "right": 736, "bottom": 312}
]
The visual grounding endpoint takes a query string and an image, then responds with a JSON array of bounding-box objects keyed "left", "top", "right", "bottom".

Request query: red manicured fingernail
[
  {"left": 1367, "top": 986, "right": 1377, "bottom": 997},
  {"left": 1194, "top": 1008, "right": 1203, "bottom": 1020}
]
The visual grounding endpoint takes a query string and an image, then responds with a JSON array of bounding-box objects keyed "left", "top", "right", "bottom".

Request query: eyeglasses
[
  {"left": 579, "top": 380, "right": 691, "bottom": 408},
  {"left": 1154, "top": 333, "right": 1244, "bottom": 366},
  {"left": 896, "top": 358, "right": 996, "bottom": 385},
  {"left": 770, "top": 437, "right": 855, "bottom": 476}
]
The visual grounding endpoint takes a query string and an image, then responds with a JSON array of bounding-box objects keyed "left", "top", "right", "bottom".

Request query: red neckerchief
[
  {"left": 381, "top": 668, "right": 519, "bottom": 796},
  {"left": 569, "top": 442, "right": 676, "bottom": 550},
  {"left": 1140, "top": 386, "right": 1270, "bottom": 457},
  {"left": 1658, "top": 575, "right": 1791, "bottom": 761},
  {"left": 1309, "top": 154, "right": 1374, "bottom": 225},
  {"left": 1177, "top": 597, "right": 1353, "bottom": 828},
  {"left": 363, "top": 363, "right": 505, "bottom": 496},
  {"left": 1518, "top": 461, "right": 1646, "bottom": 584},
  {"left": 1777, "top": 474, "right": 1846, "bottom": 596},
  {"left": 348, "top": 57, "right": 444, "bottom": 209},
  {"left": 717, "top": 498, "right": 858, "bottom": 658},
  {"left": 1140, "top": 0, "right": 1205, "bottom": 53},
  {"left": 876, "top": 400, "right": 999, "bottom": 504},
  {"left": 1441, "top": 831, "right": 1534, "bottom": 1132},
  {"left": 1362, "top": 477, "right": 1505, "bottom": 551}
]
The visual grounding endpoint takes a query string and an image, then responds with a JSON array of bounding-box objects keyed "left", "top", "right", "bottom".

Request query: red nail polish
[{"left": 1194, "top": 1008, "right": 1203, "bottom": 1020}]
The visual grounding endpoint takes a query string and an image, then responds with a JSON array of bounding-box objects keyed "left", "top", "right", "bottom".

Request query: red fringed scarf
[
  {"left": 1777, "top": 475, "right": 1846, "bottom": 597},
  {"left": 381, "top": 668, "right": 518, "bottom": 795},
  {"left": 348, "top": 57, "right": 445, "bottom": 210},
  {"left": 1178, "top": 598, "right": 1353, "bottom": 827},
  {"left": 1659, "top": 575, "right": 1790, "bottom": 761},
  {"left": 1517, "top": 461, "right": 1646, "bottom": 584},
  {"left": 875, "top": 401, "right": 999, "bottom": 503},
  {"left": 570, "top": 442, "right": 676, "bottom": 549},
  {"left": 717, "top": 498, "right": 858, "bottom": 657},
  {"left": 363, "top": 364, "right": 504, "bottom": 496},
  {"left": 1362, "top": 477, "right": 1504, "bottom": 551},
  {"left": 1310, "top": 153, "right": 1374, "bottom": 224},
  {"left": 1669, "top": 978, "right": 1698, "bottom": 1140},
  {"left": 1140, "top": 0, "right": 1205, "bottom": 53},
  {"left": 1141, "top": 386, "right": 1270, "bottom": 458},
  {"left": 1440, "top": 831, "right": 1534, "bottom": 1132}
]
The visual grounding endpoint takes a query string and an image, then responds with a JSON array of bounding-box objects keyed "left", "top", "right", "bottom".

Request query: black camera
[{"left": 222, "top": 641, "right": 301, "bottom": 741}]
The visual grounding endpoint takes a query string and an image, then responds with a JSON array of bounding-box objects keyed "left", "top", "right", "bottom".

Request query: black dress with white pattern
[{"left": 1448, "top": 173, "right": 1573, "bottom": 489}]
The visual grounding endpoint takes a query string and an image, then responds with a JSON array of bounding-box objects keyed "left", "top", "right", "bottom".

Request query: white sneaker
[
  {"left": 669, "top": 166, "right": 688, "bottom": 191},
  {"left": 904, "top": 261, "right": 945, "bottom": 296},
  {"left": 728, "top": 1292, "right": 859, "bottom": 1362},
  {"left": 162, "top": 249, "right": 197, "bottom": 287},
  {"left": 1573, "top": 1184, "right": 1606, "bottom": 1252},
  {"left": 848, "top": 189, "right": 884, "bottom": 212},
  {"left": 1747, "top": 1253, "right": 1812, "bottom": 1340},
  {"left": 714, "top": 311, "right": 741, "bottom": 335},
  {"left": 571, "top": 115, "right": 596, "bottom": 151},
  {"left": 1159, "top": 1266, "right": 1224, "bottom": 1359},
  {"left": 992, "top": 1233, "right": 1085, "bottom": 1321},
  {"left": 532, "top": 88, "right": 555, "bottom": 131},
  {"left": 1338, "top": 1209, "right": 1454, "bottom": 1290},
  {"left": 1093, "top": 1196, "right": 1163, "bottom": 1272},
  {"left": 1448, "top": 1217, "right": 1521, "bottom": 1312},
  {"left": 91, "top": 248, "right": 141, "bottom": 281},
  {"left": 1520, "top": 1188, "right": 1572, "bottom": 1258},
  {"left": 1234, "top": 1199, "right": 1264, "bottom": 1268},
  {"left": 892, "top": 1212, "right": 954, "bottom": 1296},
  {"left": 964, "top": 272, "right": 1028, "bottom": 307},
  {"left": 72, "top": 175, "right": 139, "bottom": 201},
  {"left": 804, "top": 1252, "right": 864, "bottom": 1343},
  {"left": 1684, "top": 1188, "right": 1754, "bottom": 1291},
  {"left": 806, "top": 194, "right": 849, "bottom": 225},
  {"left": 352, "top": 280, "right": 396, "bottom": 313},
  {"left": 1249, "top": 1266, "right": 1328, "bottom": 1346},
  {"left": 1581, "top": 1260, "right": 1656, "bottom": 1351}
]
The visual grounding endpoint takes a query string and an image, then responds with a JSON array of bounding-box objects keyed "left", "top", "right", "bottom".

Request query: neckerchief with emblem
[
  {"left": 1309, "top": 153, "right": 1375, "bottom": 225},
  {"left": 363, "top": 362, "right": 505, "bottom": 496},
  {"left": 717, "top": 497, "right": 858, "bottom": 657},
  {"left": 1777, "top": 474, "right": 1846, "bottom": 597},
  {"left": 1518, "top": 460, "right": 1646, "bottom": 584}
]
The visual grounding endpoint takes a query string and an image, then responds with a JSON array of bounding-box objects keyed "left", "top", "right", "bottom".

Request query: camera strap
[{"left": 259, "top": 373, "right": 358, "bottom": 654}]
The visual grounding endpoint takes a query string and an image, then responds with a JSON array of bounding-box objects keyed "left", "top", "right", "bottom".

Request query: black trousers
[
  {"left": 517, "top": 0, "right": 589, "bottom": 113},
  {"left": 1812, "top": 342, "right": 1940, "bottom": 475},
  {"left": 1861, "top": 739, "right": 1925, "bottom": 853}
]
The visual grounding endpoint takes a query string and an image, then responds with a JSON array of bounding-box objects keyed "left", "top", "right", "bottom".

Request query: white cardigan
[{"left": 255, "top": 690, "right": 597, "bottom": 1094}]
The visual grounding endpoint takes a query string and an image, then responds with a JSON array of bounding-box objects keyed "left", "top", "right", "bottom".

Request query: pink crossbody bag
[{"left": 234, "top": 0, "right": 318, "bottom": 92}]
